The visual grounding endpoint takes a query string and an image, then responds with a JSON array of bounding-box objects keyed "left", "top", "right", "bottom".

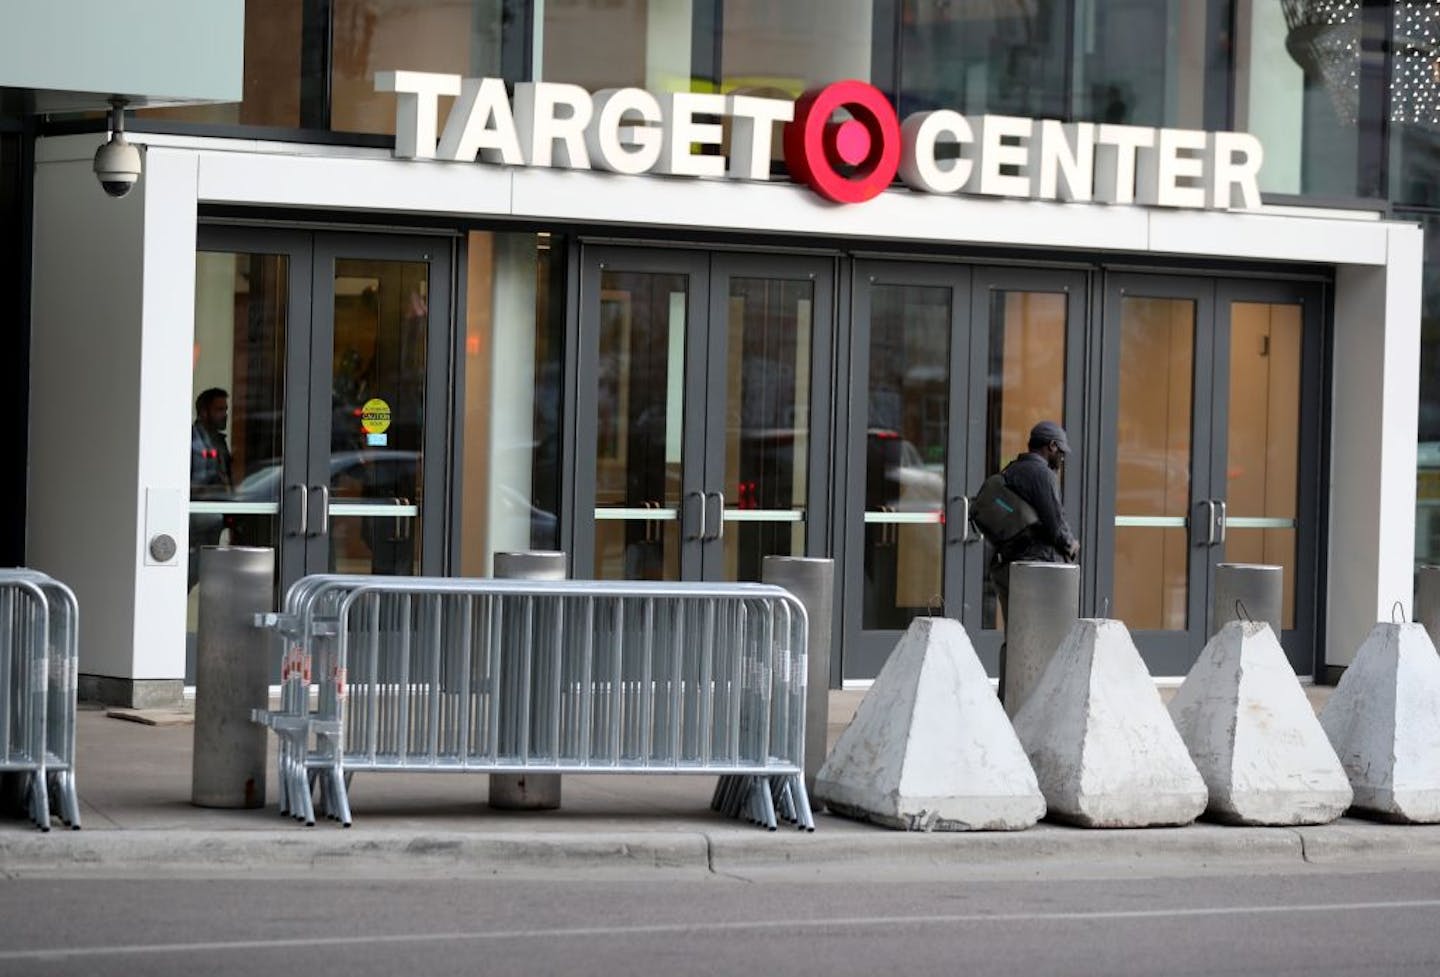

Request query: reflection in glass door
[
  {"left": 708, "top": 258, "right": 829, "bottom": 581},
  {"left": 583, "top": 253, "right": 703, "bottom": 581},
  {"left": 191, "top": 230, "right": 452, "bottom": 681},
  {"left": 1101, "top": 276, "right": 1319, "bottom": 674},
  {"left": 574, "top": 248, "right": 832, "bottom": 586},
  {"left": 306, "top": 246, "right": 443, "bottom": 581}
]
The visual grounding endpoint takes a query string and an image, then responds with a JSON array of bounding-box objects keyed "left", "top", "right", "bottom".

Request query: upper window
[{"left": 136, "top": 0, "right": 1408, "bottom": 205}]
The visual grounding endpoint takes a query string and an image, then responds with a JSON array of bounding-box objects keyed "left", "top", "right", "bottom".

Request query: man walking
[{"left": 989, "top": 420, "right": 1079, "bottom": 695}]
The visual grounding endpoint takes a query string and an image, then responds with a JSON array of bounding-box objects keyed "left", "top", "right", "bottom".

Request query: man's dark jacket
[{"left": 996, "top": 451, "right": 1075, "bottom": 563}]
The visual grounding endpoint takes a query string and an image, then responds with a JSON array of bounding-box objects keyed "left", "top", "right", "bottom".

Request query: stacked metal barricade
[
  {"left": 253, "top": 576, "right": 813, "bottom": 830},
  {"left": 0, "top": 569, "right": 81, "bottom": 831}
]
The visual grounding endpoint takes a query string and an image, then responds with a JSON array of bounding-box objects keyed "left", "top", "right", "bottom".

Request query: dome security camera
[{"left": 93, "top": 98, "right": 141, "bottom": 198}]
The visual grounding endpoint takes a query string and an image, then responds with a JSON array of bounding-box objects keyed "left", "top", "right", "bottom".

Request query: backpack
[{"left": 969, "top": 472, "right": 1040, "bottom": 545}]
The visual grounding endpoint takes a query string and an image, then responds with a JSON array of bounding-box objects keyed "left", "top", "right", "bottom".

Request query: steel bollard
[
  {"left": 762, "top": 556, "right": 834, "bottom": 800},
  {"left": 1416, "top": 566, "right": 1440, "bottom": 651},
  {"left": 489, "top": 550, "right": 566, "bottom": 811},
  {"left": 192, "top": 546, "right": 273, "bottom": 808},
  {"left": 1212, "top": 564, "right": 1283, "bottom": 638},
  {"left": 1003, "top": 561, "right": 1080, "bottom": 717}
]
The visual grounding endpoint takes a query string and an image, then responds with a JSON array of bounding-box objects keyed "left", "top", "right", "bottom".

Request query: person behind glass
[
  {"left": 188, "top": 387, "right": 233, "bottom": 590},
  {"left": 990, "top": 421, "right": 1080, "bottom": 692}
]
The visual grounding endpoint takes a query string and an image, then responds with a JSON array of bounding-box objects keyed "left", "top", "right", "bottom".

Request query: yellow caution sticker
[{"left": 360, "top": 398, "right": 392, "bottom": 435}]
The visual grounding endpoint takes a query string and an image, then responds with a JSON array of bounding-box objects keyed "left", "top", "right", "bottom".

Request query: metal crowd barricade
[
  {"left": 253, "top": 576, "right": 812, "bottom": 831},
  {"left": 0, "top": 569, "right": 81, "bottom": 831}
]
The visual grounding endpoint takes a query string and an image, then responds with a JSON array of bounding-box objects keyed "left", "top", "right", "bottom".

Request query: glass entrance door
[
  {"left": 1099, "top": 275, "right": 1320, "bottom": 674},
  {"left": 190, "top": 229, "right": 453, "bottom": 679},
  {"left": 572, "top": 247, "right": 833, "bottom": 584},
  {"left": 841, "top": 262, "right": 1083, "bottom": 681}
]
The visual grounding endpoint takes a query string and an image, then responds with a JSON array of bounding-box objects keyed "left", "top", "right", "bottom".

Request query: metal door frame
[
  {"left": 841, "top": 260, "right": 973, "bottom": 679},
  {"left": 570, "top": 246, "right": 710, "bottom": 580},
  {"left": 194, "top": 226, "right": 454, "bottom": 593},
  {"left": 1097, "top": 274, "right": 1217, "bottom": 674},
  {"left": 1210, "top": 277, "right": 1325, "bottom": 674},
  {"left": 571, "top": 245, "right": 837, "bottom": 583},
  {"left": 310, "top": 233, "right": 453, "bottom": 582},
  {"left": 703, "top": 252, "right": 837, "bottom": 578}
]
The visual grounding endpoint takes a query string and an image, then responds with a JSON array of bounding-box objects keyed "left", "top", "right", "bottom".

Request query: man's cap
[{"left": 1030, "top": 420, "right": 1070, "bottom": 455}]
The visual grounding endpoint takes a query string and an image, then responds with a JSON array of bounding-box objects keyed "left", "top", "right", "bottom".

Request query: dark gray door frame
[{"left": 194, "top": 226, "right": 454, "bottom": 593}]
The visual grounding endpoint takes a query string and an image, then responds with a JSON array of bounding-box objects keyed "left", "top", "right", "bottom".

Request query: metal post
[
  {"left": 1416, "top": 566, "right": 1440, "bottom": 651},
  {"left": 762, "top": 556, "right": 834, "bottom": 800},
  {"left": 1003, "top": 561, "right": 1079, "bottom": 718},
  {"left": 490, "top": 550, "right": 566, "bottom": 811},
  {"left": 191, "top": 546, "right": 273, "bottom": 808},
  {"left": 1212, "top": 563, "right": 1283, "bottom": 638}
]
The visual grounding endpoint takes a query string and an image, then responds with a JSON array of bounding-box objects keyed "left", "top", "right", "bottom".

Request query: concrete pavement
[{"left": 6, "top": 687, "right": 1440, "bottom": 878}]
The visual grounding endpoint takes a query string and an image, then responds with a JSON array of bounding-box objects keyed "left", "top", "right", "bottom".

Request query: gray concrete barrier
[
  {"left": 762, "top": 556, "right": 834, "bottom": 798},
  {"left": 1003, "top": 561, "right": 1079, "bottom": 717},
  {"left": 489, "top": 550, "right": 566, "bottom": 811},
  {"left": 192, "top": 546, "right": 273, "bottom": 808},
  {"left": 1211, "top": 563, "right": 1282, "bottom": 638}
]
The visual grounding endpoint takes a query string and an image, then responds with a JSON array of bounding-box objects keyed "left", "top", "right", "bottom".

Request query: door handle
[
  {"left": 1197, "top": 499, "right": 1216, "bottom": 547},
  {"left": 706, "top": 491, "right": 726, "bottom": 541},
  {"left": 948, "top": 495, "right": 971, "bottom": 544},
  {"left": 1216, "top": 500, "right": 1227, "bottom": 544},
  {"left": 684, "top": 491, "right": 706, "bottom": 541},
  {"left": 308, "top": 484, "right": 330, "bottom": 537},
  {"left": 393, "top": 497, "right": 412, "bottom": 542},
  {"left": 285, "top": 483, "right": 308, "bottom": 537}
]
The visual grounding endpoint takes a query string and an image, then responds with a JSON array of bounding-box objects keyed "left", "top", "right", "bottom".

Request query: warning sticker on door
[{"left": 360, "top": 398, "right": 392, "bottom": 434}]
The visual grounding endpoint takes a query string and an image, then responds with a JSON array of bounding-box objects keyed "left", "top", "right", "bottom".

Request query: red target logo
[{"left": 784, "top": 80, "right": 901, "bottom": 204}]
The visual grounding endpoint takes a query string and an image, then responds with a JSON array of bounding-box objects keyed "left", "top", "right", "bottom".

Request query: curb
[
  {"left": 707, "top": 822, "right": 1305, "bottom": 872},
  {"left": 5, "top": 820, "right": 1440, "bottom": 878}
]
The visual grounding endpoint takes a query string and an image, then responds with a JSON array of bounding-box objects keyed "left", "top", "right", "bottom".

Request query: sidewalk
[{"left": 5, "top": 688, "right": 1440, "bottom": 878}]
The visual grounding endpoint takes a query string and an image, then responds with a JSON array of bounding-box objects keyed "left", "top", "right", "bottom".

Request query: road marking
[{"left": 5, "top": 898, "right": 1440, "bottom": 961}]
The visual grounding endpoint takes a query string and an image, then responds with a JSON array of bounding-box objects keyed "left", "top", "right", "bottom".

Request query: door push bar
[
  {"left": 683, "top": 491, "right": 727, "bottom": 542},
  {"left": 947, "top": 495, "right": 974, "bottom": 545},
  {"left": 1197, "top": 499, "right": 1229, "bottom": 546},
  {"left": 284, "top": 484, "right": 332, "bottom": 538}
]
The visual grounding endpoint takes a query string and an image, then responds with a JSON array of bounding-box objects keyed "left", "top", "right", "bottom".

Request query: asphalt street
[{"left": 2, "top": 863, "right": 1439, "bottom": 977}]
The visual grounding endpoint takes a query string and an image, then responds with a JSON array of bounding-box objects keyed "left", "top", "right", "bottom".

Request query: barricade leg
[{"left": 489, "top": 551, "right": 565, "bottom": 812}]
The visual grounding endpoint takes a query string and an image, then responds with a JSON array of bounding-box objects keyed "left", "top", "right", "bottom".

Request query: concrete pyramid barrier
[
  {"left": 1012, "top": 619, "right": 1207, "bottom": 828},
  {"left": 815, "top": 617, "right": 1044, "bottom": 831},
  {"left": 1168, "top": 621, "right": 1351, "bottom": 825},
  {"left": 1320, "top": 622, "right": 1440, "bottom": 823}
]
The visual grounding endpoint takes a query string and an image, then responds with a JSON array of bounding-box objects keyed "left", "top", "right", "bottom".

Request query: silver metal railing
[
  {"left": 253, "top": 576, "right": 813, "bottom": 831},
  {"left": 0, "top": 569, "right": 80, "bottom": 831}
]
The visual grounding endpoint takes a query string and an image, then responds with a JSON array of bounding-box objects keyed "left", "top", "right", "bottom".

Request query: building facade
[{"left": 4, "top": 1, "right": 1434, "bottom": 705}]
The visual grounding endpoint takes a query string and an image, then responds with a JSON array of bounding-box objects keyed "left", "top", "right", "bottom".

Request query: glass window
[
  {"left": 719, "top": 0, "right": 873, "bottom": 97},
  {"left": 899, "top": 0, "right": 1068, "bottom": 118},
  {"left": 1237, "top": 0, "right": 1360, "bottom": 197},
  {"left": 457, "top": 232, "right": 565, "bottom": 576},
  {"left": 1113, "top": 296, "right": 1195, "bottom": 632},
  {"left": 1388, "top": 1, "right": 1440, "bottom": 206},
  {"left": 141, "top": 0, "right": 511, "bottom": 134},
  {"left": 862, "top": 284, "right": 949, "bottom": 631},
  {"left": 140, "top": 0, "right": 307, "bottom": 127},
  {"left": 540, "top": 0, "right": 872, "bottom": 97},
  {"left": 1225, "top": 302, "right": 1302, "bottom": 629},
  {"left": 189, "top": 251, "right": 288, "bottom": 674},
  {"left": 332, "top": 0, "right": 507, "bottom": 134},
  {"left": 1406, "top": 212, "right": 1440, "bottom": 571},
  {"left": 1072, "top": 0, "right": 1226, "bottom": 128},
  {"left": 982, "top": 290, "right": 1067, "bottom": 630}
]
